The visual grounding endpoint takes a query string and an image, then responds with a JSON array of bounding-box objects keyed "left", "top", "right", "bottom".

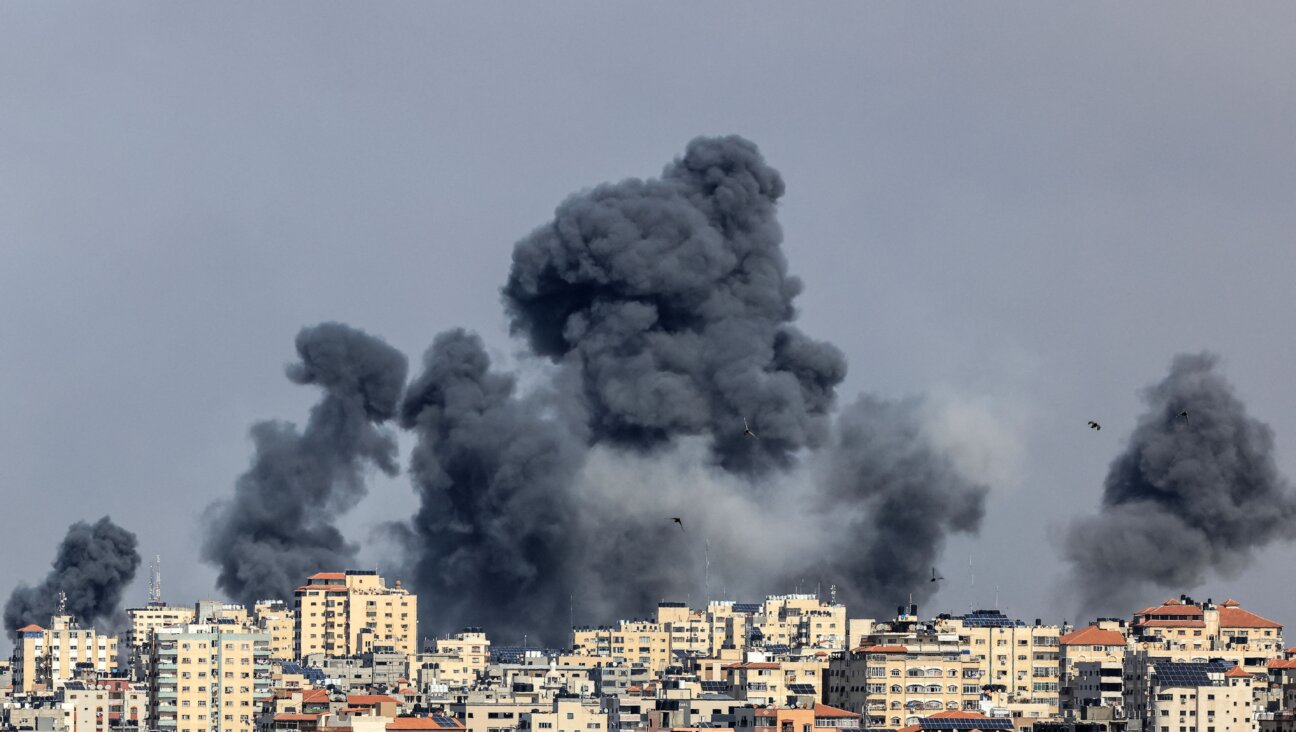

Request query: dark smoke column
[
  {"left": 1063, "top": 352, "right": 1296, "bottom": 612},
  {"left": 202, "top": 322, "right": 408, "bottom": 607},
  {"left": 815, "top": 396, "right": 988, "bottom": 615},
  {"left": 400, "top": 329, "right": 583, "bottom": 643},
  {"left": 503, "top": 135, "right": 846, "bottom": 474},
  {"left": 5, "top": 517, "right": 140, "bottom": 635}
]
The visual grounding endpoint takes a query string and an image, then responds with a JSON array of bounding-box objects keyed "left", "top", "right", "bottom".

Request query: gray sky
[{"left": 2, "top": 2, "right": 1295, "bottom": 648}]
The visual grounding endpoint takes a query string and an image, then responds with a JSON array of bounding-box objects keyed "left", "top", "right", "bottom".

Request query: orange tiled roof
[
  {"left": 1269, "top": 659, "right": 1296, "bottom": 669},
  {"left": 1225, "top": 666, "right": 1252, "bottom": 678},
  {"left": 274, "top": 713, "right": 321, "bottom": 721},
  {"left": 302, "top": 689, "right": 330, "bottom": 703},
  {"left": 308, "top": 572, "right": 346, "bottom": 581},
  {"left": 853, "top": 645, "right": 906, "bottom": 653},
  {"left": 1059, "top": 626, "right": 1125, "bottom": 646},
  {"left": 1219, "top": 606, "right": 1281, "bottom": 629},
  {"left": 1137, "top": 604, "right": 1203, "bottom": 617},
  {"left": 17, "top": 624, "right": 43, "bottom": 632},
  {"left": 813, "top": 704, "right": 858, "bottom": 719}
]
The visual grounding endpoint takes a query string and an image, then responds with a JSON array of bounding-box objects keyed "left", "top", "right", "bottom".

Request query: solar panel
[
  {"left": 1153, "top": 662, "right": 1229, "bottom": 689},
  {"left": 733, "top": 603, "right": 761, "bottom": 614},
  {"left": 433, "top": 716, "right": 459, "bottom": 727},
  {"left": 918, "top": 718, "right": 1012, "bottom": 730},
  {"left": 700, "top": 681, "right": 729, "bottom": 691},
  {"left": 788, "top": 684, "right": 816, "bottom": 694}
]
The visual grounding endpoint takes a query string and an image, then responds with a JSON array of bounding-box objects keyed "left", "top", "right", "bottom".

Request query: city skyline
[{"left": 4, "top": 3, "right": 1296, "bottom": 658}]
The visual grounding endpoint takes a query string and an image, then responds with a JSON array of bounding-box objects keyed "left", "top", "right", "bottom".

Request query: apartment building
[
  {"left": 147, "top": 624, "right": 272, "bottom": 732},
  {"left": 294, "top": 570, "right": 418, "bottom": 658},
  {"left": 126, "top": 604, "right": 198, "bottom": 667},
  {"left": 934, "top": 610, "right": 1062, "bottom": 713},
  {"left": 13, "top": 614, "right": 119, "bottom": 692},
  {"left": 61, "top": 679, "right": 149, "bottom": 732},
  {"left": 1125, "top": 661, "right": 1255, "bottom": 732},
  {"left": 522, "top": 697, "right": 608, "bottom": 732},
  {"left": 254, "top": 601, "right": 296, "bottom": 660},
  {"left": 1057, "top": 622, "right": 1128, "bottom": 713},
  {"left": 1131, "top": 597, "right": 1282, "bottom": 675}
]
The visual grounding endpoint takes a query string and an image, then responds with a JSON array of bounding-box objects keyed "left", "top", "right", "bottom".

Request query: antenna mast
[{"left": 149, "top": 555, "right": 162, "bottom": 604}]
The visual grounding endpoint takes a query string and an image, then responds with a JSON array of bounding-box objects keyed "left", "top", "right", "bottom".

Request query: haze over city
[{"left": 3, "top": 1, "right": 1296, "bottom": 660}]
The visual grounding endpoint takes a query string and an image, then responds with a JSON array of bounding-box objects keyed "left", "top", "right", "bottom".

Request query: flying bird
[
  {"left": 742, "top": 418, "right": 758, "bottom": 440},
  {"left": 670, "top": 517, "right": 685, "bottom": 532},
  {"left": 930, "top": 567, "right": 945, "bottom": 583},
  {"left": 1088, "top": 421, "right": 1101, "bottom": 431},
  {"left": 1178, "top": 410, "right": 1190, "bottom": 425}
]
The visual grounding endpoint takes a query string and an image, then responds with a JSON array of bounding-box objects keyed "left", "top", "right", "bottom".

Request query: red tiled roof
[
  {"left": 308, "top": 572, "right": 346, "bottom": 581},
  {"left": 1059, "top": 626, "right": 1125, "bottom": 646},
  {"left": 274, "top": 713, "right": 321, "bottom": 721},
  {"left": 1221, "top": 599, "right": 1241, "bottom": 607},
  {"left": 813, "top": 704, "right": 858, "bottom": 719},
  {"left": 1225, "top": 666, "right": 1253, "bottom": 678},
  {"left": 17, "top": 624, "right": 43, "bottom": 632},
  {"left": 853, "top": 645, "right": 906, "bottom": 653},
  {"left": 302, "top": 689, "right": 330, "bottom": 703},
  {"left": 1137, "top": 604, "right": 1203, "bottom": 617},
  {"left": 1268, "top": 659, "right": 1296, "bottom": 669},
  {"left": 1219, "top": 606, "right": 1281, "bottom": 629}
]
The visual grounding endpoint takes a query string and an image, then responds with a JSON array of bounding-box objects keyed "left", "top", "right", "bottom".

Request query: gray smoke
[
  {"left": 1063, "top": 352, "right": 1296, "bottom": 612},
  {"left": 399, "top": 329, "right": 583, "bottom": 641},
  {"left": 202, "top": 322, "right": 408, "bottom": 607},
  {"left": 5, "top": 516, "right": 140, "bottom": 636},
  {"left": 503, "top": 135, "right": 847, "bottom": 474},
  {"left": 399, "top": 136, "right": 989, "bottom": 642},
  {"left": 815, "top": 396, "right": 988, "bottom": 615}
]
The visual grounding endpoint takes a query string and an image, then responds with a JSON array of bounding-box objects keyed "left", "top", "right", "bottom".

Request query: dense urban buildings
[{"left": 6, "top": 577, "right": 1296, "bottom": 732}]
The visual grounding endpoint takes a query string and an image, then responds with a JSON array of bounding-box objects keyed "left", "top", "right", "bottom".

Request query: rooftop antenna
[
  {"left": 148, "top": 555, "right": 163, "bottom": 604},
  {"left": 830, "top": 584, "right": 838, "bottom": 606},
  {"left": 57, "top": 590, "right": 67, "bottom": 616}
]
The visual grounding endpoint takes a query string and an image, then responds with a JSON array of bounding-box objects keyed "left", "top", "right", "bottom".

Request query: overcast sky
[{"left": 2, "top": 3, "right": 1295, "bottom": 649}]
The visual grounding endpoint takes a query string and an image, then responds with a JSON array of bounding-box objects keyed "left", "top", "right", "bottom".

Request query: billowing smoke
[
  {"left": 503, "top": 135, "right": 847, "bottom": 475},
  {"left": 1063, "top": 352, "right": 1296, "bottom": 612},
  {"left": 202, "top": 322, "right": 408, "bottom": 607},
  {"left": 5, "top": 516, "right": 140, "bottom": 635},
  {"left": 399, "top": 329, "right": 583, "bottom": 637},
  {"left": 399, "top": 136, "right": 988, "bottom": 643},
  {"left": 815, "top": 396, "right": 989, "bottom": 615}
]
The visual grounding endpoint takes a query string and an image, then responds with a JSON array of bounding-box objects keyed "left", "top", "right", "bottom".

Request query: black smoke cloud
[
  {"left": 399, "top": 329, "right": 583, "bottom": 637},
  {"left": 817, "top": 396, "right": 988, "bottom": 616},
  {"left": 399, "top": 136, "right": 988, "bottom": 643},
  {"left": 1063, "top": 353, "right": 1296, "bottom": 612},
  {"left": 504, "top": 135, "right": 847, "bottom": 475},
  {"left": 5, "top": 517, "right": 140, "bottom": 635},
  {"left": 202, "top": 322, "right": 408, "bottom": 607}
]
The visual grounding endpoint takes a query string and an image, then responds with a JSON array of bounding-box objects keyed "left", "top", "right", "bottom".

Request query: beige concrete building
[
  {"left": 254, "top": 601, "right": 297, "bottom": 660},
  {"left": 1131, "top": 597, "right": 1283, "bottom": 675},
  {"left": 523, "top": 697, "right": 608, "bottom": 732},
  {"left": 61, "top": 679, "right": 149, "bottom": 732},
  {"left": 147, "top": 624, "right": 272, "bottom": 732},
  {"left": 295, "top": 571, "right": 417, "bottom": 658},
  {"left": 756, "top": 594, "right": 848, "bottom": 651},
  {"left": 435, "top": 629, "right": 490, "bottom": 680},
  {"left": 1129, "top": 661, "right": 1255, "bottom": 732},
  {"left": 1057, "top": 622, "right": 1128, "bottom": 713},
  {"left": 827, "top": 637, "right": 982, "bottom": 728},
  {"left": 13, "top": 615, "right": 119, "bottom": 693},
  {"left": 934, "top": 611, "right": 1062, "bottom": 713}
]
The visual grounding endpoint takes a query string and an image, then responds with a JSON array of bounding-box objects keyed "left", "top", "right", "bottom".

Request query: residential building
[
  {"left": 13, "top": 614, "right": 119, "bottom": 693},
  {"left": 1130, "top": 597, "right": 1282, "bottom": 675},
  {"left": 147, "top": 624, "right": 272, "bottom": 732},
  {"left": 254, "top": 601, "right": 297, "bottom": 661},
  {"left": 1058, "top": 622, "right": 1128, "bottom": 714},
  {"left": 294, "top": 571, "right": 418, "bottom": 658}
]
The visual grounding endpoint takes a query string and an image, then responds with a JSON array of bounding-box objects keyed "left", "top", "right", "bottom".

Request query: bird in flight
[
  {"left": 743, "top": 418, "right": 758, "bottom": 440},
  {"left": 1088, "top": 421, "right": 1101, "bottom": 431},
  {"left": 930, "top": 567, "right": 945, "bottom": 583},
  {"left": 670, "top": 517, "right": 685, "bottom": 532},
  {"left": 1178, "top": 410, "right": 1190, "bottom": 425}
]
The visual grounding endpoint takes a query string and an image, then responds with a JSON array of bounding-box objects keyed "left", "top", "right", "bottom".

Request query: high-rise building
[
  {"left": 126, "top": 603, "right": 198, "bottom": 678},
  {"left": 253, "top": 600, "right": 296, "bottom": 661},
  {"left": 13, "top": 614, "right": 119, "bottom": 693},
  {"left": 294, "top": 570, "right": 417, "bottom": 658},
  {"left": 147, "top": 624, "right": 271, "bottom": 732}
]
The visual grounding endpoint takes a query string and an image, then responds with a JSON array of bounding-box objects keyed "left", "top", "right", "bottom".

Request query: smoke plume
[
  {"left": 399, "top": 329, "right": 583, "bottom": 637},
  {"left": 503, "top": 135, "right": 847, "bottom": 474},
  {"left": 5, "top": 516, "right": 140, "bottom": 635},
  {"left": 1063, "top": 352, "right": 1296, "bottom": 612},
  {"left": 202, "top": 322, "right": 408, "bottom": 607},
  {"left": 400, "top": 136, "right": 989, "bottom": 642},
  {"left": 815, "top": 396, "right": 989, "bottom": 615}
]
